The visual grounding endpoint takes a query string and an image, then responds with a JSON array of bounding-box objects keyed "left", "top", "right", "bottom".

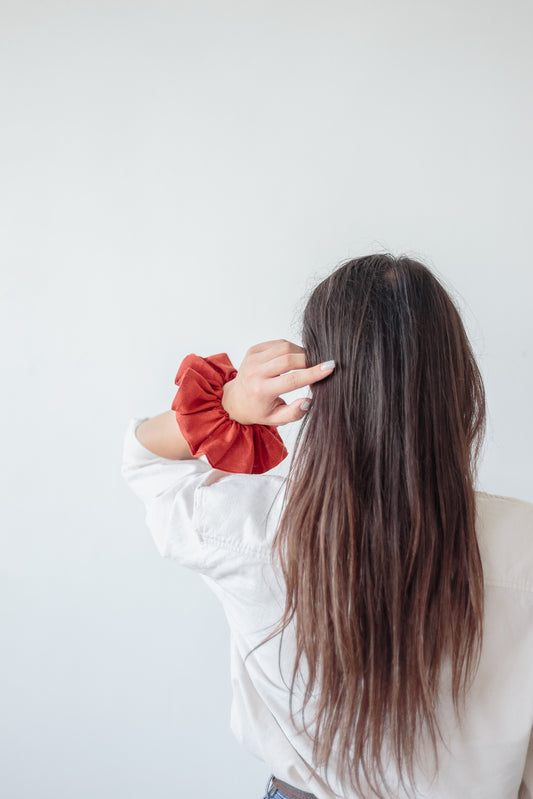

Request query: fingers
[
  {"left": 268, "top": 359, "right": 335, "bottom": 397},
  {"left": 258, "top": 345, "right": 333, "bottom": 382},
  {"left": 262, "top": 352, "right": 308, "bottom": 377},
  {"left": 244, "top": 340, "right": 335, "bottom": 422},
  {"left": 247, "top": 339, "right": 304, "bottom": 361},
  {"left": 268, "top": 397, "right": 310, "bottom": 427}
]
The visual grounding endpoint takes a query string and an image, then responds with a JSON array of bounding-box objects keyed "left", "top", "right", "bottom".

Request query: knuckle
[
  {"left": 287, "top": 371, "right": 299, "bottom": 391},
  {"left": 278, "top": 353, "right": 293, "bottom": 372},
  {"left": 249, "top": 381, "right": 262, "bottom": 399}
]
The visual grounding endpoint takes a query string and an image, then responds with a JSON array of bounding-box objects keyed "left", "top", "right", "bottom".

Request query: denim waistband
[{"left": 263, "top": 774, "right": 318, "bottom": 799}]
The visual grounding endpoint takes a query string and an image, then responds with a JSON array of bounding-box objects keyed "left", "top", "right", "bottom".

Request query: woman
[{"left": 121, "top": 253, "right": 533, "bottom": 799}]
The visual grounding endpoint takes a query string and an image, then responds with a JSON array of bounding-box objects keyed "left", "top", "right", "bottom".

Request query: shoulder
[
  {"left": 195, "top": 470, "right": 287, "bottom": 560},
  {"left": 475, "top": 490, "right": 533, "bottom": 592}
]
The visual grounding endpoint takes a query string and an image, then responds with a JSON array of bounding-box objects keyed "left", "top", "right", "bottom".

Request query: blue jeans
[{"left": 263, "top": 774, "right": 290, "bottom": 799}]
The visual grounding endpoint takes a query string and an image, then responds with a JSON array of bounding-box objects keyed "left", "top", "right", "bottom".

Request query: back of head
[{"left": 272, "top": 253, "right": 487, "bottom": 798}]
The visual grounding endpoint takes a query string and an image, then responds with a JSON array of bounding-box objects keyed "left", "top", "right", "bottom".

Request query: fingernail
[
  {"left": 300, "top": 399, "right": 311, "bottom": 411},
  {"left": 320, "top": 360, "right": 336, "bottom": 371}
]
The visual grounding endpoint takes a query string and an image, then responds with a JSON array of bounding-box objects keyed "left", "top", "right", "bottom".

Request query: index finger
[{"left": 269, "top": 359, "right": 336, "bottom": 396}]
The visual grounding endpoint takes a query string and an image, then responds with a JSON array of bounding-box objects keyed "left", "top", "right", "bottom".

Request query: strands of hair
[{"left": 264, "top": 254, "right": 486, "bottom": 799}]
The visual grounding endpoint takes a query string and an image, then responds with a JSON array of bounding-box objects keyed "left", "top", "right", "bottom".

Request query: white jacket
[{"left": 122, "top": 416, "right": 533, "bottom": 799}]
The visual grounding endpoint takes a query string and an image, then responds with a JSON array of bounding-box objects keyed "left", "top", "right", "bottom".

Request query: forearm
[
  {"left": 134, "top": 381, "right": 236, "bottom": 460},
  {"left": 134, "top": 410, "right": 196, "bottom": 460}
]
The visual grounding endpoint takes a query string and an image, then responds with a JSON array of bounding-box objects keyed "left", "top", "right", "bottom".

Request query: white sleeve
[
  {"left": 121, "top": 416, "right": 234, "bottom": 569},
  {"left": 120, "top": 416, "right": 285, "bottom": 580}
]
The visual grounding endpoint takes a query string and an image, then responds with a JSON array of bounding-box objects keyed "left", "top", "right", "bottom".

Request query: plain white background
[{"left": 1, "top": 1, "right": 532, "bottom": 797}]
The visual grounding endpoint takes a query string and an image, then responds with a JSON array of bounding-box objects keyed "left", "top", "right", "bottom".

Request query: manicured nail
[
  {"left": 300, "top": 399, "right": 311, "bottom": 411},
  {"left": 320, "top": 360, "right": 335, "bottom": 371}
]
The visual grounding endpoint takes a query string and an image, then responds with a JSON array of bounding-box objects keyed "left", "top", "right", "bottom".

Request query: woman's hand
[{"left": 221, "top": 339, "right": 335, "bottom": 427}]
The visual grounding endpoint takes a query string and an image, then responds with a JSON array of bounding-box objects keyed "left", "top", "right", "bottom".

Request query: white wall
[{"left": 1, "top": 1, "right": 532, "bottom": 797}]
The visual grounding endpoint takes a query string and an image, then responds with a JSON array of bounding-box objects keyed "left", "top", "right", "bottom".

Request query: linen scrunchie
[{"left": 171, "top": 352, "right": 288, "bottom": 474}]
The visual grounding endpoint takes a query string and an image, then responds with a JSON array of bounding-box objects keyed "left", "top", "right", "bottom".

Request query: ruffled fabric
[{"left": 171, "top": 352, "right": 289, "bottom": 474}]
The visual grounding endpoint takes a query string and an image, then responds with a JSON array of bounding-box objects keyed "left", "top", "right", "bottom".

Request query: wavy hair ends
[{"left": 271, "top": 254, "right": 486, "bottom": 799}]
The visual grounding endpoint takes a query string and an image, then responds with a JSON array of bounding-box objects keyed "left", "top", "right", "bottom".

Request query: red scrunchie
[{"left": 170, "top": 352, "right": 288, "bottom": 474}]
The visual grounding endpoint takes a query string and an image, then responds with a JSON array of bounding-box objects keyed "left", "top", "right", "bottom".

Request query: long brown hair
[{"left": 270, "top": 254, "right": 486, "bottom": 798}]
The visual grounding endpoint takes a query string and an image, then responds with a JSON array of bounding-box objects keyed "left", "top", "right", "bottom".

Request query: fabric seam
[
  {"left": 194, "top": 484, "right": 272, "bottom": 560},
  {"left": 484, "top": 578, "right": 533, "bottom": 594}
]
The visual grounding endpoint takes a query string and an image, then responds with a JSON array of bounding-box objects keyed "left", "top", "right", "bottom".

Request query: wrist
[
  {"left": 221, "top": 378, "right": 238, "bottom": 422},
  {"left": 172, "top": 351, "right": 288, "bottom": 473}
]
